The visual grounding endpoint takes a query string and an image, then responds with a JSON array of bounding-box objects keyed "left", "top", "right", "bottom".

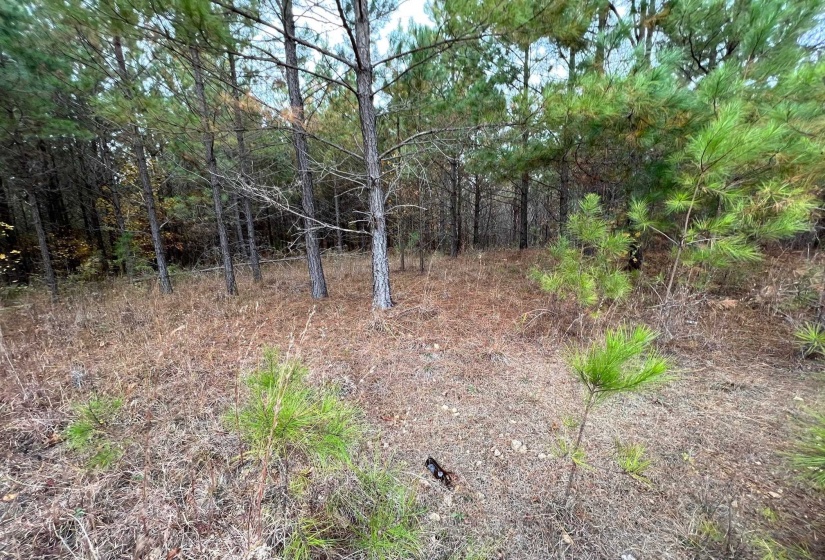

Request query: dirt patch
[{"left": 1, "top": 250, "right": 823, "bottom": 559}]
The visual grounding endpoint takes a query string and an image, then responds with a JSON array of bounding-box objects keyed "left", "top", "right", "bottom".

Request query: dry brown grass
[{"left": 1, "top": 249, "right": 823, "bottom": 559}]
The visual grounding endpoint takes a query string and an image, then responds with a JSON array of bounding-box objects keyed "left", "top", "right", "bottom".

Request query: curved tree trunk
[
  {"left": 282, "top": 0, "right": 328, "bottom": 299},
  {"left": 191, "top": 46, "right": 237, "bottom": 296}
]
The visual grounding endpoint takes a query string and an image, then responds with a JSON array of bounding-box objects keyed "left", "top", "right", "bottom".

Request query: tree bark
[
  {"left": 559, "top": 151, "right": 570, "bottom": 231},
  {"left": 333, "top": 179, "right": 343, "bottom": 252},
  {"left": 30, "top": 148, "right": 57, "bottom": 301},
  {"left": 232, "top": 192, "right": 247, "bottom": 257},
  {"left": 228, "top": 52, "right": 262, "bottom": 282},
  {"left": 473, "top": 175, "right": 481, "bottom": 248},
  {"left": 520, "top": 45, "right": 530, "bottom": 250},
  {"left": 353, "top": 0, "right": 392, "bottom": 308},
  {"left": 282, "top": 0, "right": 328, "bottom": 299},
  {"left": 449, "top": 157, "right": 461, "bottom": 257},
  {"left": 28, "top": 188, "right": 57, "bottom": 301},
  {"left": 113, "top": 36, "right": 172, "bottom": 294},
  {"left": 419, "top": 179, "right": 425, "bottom": 272},
  {"left": 595, "top": 3, "right": 608, "bottom": 74},
  {"left": 190, "top": 45, "right": 237, "bottom": 296}
]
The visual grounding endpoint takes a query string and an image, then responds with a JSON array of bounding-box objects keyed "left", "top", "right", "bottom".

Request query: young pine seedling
[{"left": 563, "top": 325, "right": 670, "bottom": 502}]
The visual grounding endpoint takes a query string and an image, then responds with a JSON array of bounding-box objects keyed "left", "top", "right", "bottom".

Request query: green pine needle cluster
[
  {"left": 567, "top": 324, "right": 670, "bottom": 402},
  {"left": 533, "top": 194, "right": 633, "bottom": 308},
  {"left": 794, "top": 322, "right": 825, "bottom": 358},
  {"left": 615, "top": 440, "right": 652, "bottom": 483},
  {"left": 64, "top": 396, "right": 123, "bottom": 469},
  {"left": 233, "top": 349, "right": 361, "bottom": 465}
]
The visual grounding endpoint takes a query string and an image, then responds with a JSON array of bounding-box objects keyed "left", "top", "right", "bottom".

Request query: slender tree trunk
[
  {"left": 228, "top": 52, "right": 262, "bottom": 282},
  {"left": 520, "top": 45, "right": 530, "bottom": 250},
  {"left": 190, "top": 46, "right": 237, "bottom": 296},
  {"left": 28, "top": 188, "right": 57, "bottom": 301},
  {"left": 449, "top": 157, "right": 460, "bottom": 257},
  {"left": 419, "top": 179, "right": 425, "bottom": 273},
  {"left": 563, "top": 393, "right": 595, "bottom": 502},
  {"left": 232, "top": 192, "right": 247, "bottom": 257},
  {"left": 113, "top": 36, "right": 172, "bottom": 294},
  {"left": 473, "top": 175, "right": 481, "bottom": 248},
  {"left": 353, "top": 0, "right": 392, "bottom": 308},
  {"left": 399, "top": 216, "right": 405, "bottom": 271},
  {"left": 333, "top": 180, "right": 343, "bottom": 252},
  {"left": 30, "top": 148, "right": 57, "bottom": 301},
  {"left": 595, "top": 4, "right": 608, "bottom": 74},
  {"left": 282, "top": 0, "right": 328, "bottom": 298},
  {"left": 559, "top": 152, "right": 570, "bottom": 231},
  {"left": 645, "top": 0, "right": 655, "bottom": 62},
  {"left": 99, "top": 132, "right": 133, "bottom": 277}
]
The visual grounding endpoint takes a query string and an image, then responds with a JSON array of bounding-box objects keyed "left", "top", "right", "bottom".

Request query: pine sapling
[{"left": 563, "top": 325, "right": 670, "bottom": 502}]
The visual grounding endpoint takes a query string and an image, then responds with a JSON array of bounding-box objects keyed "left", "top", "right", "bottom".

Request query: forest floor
[{"left": 1, "top": 249, "right": 823, "bottom": 559}]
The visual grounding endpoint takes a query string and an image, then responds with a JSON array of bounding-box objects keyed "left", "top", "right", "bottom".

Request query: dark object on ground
[
  {"left": 626, "top": 240, "right": 643, "bottom": 271},
  {"left": 425, "top": 456, "right": 453, "bottom": 487}
]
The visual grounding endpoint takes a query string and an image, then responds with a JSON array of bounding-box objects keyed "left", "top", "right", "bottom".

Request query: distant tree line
[{"left": 1, "top": 0, "right": 822, "bottom": 308}]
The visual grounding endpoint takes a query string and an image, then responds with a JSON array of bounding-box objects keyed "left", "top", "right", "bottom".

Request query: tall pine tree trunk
[
  {"left": 282, "top": 0, "right": 328, "bottom": 298},
  {"left": 232, "top": 192, "right": 247, "bottom": 257},
  {"left": 354, "top": 0, "right": 392, "bottom": 308},
  {"left": 30, "top": 146, "right": 57, "bottom": 301},
  {"left": 449, "top": 157, "right": 461, "bottom": 257},
  {"left": 27, "top": 187, "right": 57, "bottom": 301},
  {"left": 190, "top": 46, "right": 237, "bottom": 296},
  {"left": 333, "top": 179, "right": 343, "bottom": 252},
  {"left": 520, "top": 45, "right": 530, "bottom": 250},
  {"left": 98, "top": 132, "right": 133, "bottom": 277},
  {"left": 113, "top": 36, "right": 172, "bottom": 294},
  {"left": 473, "top": 175, "right": 481, "bottom": 248},
  {"left": 229, "top": 52, "right": 262, "bottom": 283}
]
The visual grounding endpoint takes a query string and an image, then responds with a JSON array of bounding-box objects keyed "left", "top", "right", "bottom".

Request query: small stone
[
  {"left": 434, "top": 343, "right": 440, "bottom": 350},
  {"left": 494, "top": 449, "right": 501, "bottom": 457},
  {"left": 451, "top": 407, "right": 457, "bottom": 413},
  {"left": 428, "top": 513, "right": 441, "bottom": 522},
  {"left": 518, "top": 446, "right": 527, "bottom": 454},
  {"left": 794, "top": 396, "right": 804, "bottom": 401},
  {"left": 768, "top": 491, "right": 781, "bottom": 498},
  {"left": 538, "top": 453, "right": 547, "bottom": 460},
  {"left": 442, "top": 404, "right": 449, "bottom": 410},
  {"left": 444, "top": 494, "right": 453, "bottom": 507},
  {"left": 511, "top": 439, "right": 523, "bottom": 451},
  {"left": 453, "top": 412, "right": 460, "bottom": 416},
  {"left": 620, "top": 553, "right": 637, "bottom": 560}
]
